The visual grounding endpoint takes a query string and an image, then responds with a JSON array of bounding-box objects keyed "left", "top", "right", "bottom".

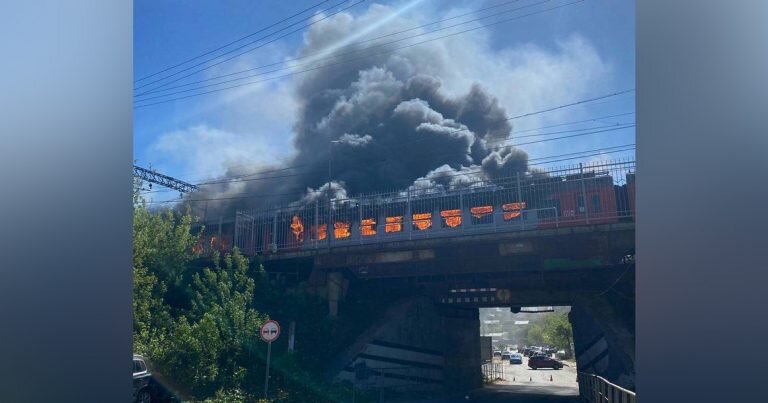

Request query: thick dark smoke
[{"left": 184, "top": 6, "right": 533, "bottom": 219}]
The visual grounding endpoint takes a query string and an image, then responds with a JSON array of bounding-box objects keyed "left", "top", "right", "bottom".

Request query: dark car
[
  {"left": 528, "top": 355, "right": 564, "bottom": 370},
  {"left": 133, "top": 355, "right": 152, "bottom": 403}
]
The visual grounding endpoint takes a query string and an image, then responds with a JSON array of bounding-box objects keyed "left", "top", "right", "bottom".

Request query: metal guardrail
[
  {"left": 578, "top": 372, "right": 636, "bottom": 403},
  {"left": 481, "top": 362, "right": 504, "bottom": 383},
  {"left": 234, "top": 159, "right": 635, "bottom": 255}
]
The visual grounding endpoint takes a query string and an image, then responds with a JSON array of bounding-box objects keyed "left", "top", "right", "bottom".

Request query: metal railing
[
  {"left": 481, "top": 362, "right": 505, "bottom": 383},
  {"left": 234, "top": 159, "right": 635, "bottom": 255},
  {"left": 578, "top": 372, "right": 636, "bottom": 403}
]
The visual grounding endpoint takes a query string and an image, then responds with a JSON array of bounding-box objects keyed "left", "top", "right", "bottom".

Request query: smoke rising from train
[{"left": 187, "top": 5, "right": 534, "bottom": 219}]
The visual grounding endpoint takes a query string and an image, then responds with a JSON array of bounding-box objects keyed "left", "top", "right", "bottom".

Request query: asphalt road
[
  {"left": 475, "top": 354, "right": 579, "bottom": 402},
  {"left": 406, "top": 354, "right": 580, "bottom": 403}
]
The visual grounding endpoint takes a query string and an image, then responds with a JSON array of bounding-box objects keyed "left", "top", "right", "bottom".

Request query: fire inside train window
[
  {"left": 290, "top": 215, "right": 305, "bottom": 243},
  {"left": 334, "top": 221, "right": 351, "bottom": 239},
  {"left": 412, "top": 212, "right": 432, "bottom": 231},
  {"left": 310, "top": 223, "right": 327, "bottom": 241},
  {"left": 361, "top": 218, "right": 376, "bottom": 236},
  {"left": 440, "top": 209, "right": 462, "bottom": 228},
  {"left": 385, "top": 216, "right": 403, "bottom": 233},
  {"left": 470, "top": 205, "right": 494, "bottom": 225},
  {"left": 502, "top": 202, "right": 526, "bottom": 220}
]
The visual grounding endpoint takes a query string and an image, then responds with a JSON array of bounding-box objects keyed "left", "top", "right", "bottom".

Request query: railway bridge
[{"left": 227, "top": 160, "right": 636, "bottom": 398}]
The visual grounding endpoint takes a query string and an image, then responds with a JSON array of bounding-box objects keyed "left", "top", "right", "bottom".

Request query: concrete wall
[
  {"left": 332, "top": 297, "right": 482, "bottom": 397},
  {"left": 570, "top": 292, "right": 636, "bottom": 390}
]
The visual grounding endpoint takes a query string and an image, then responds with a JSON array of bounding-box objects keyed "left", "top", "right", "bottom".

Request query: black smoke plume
[{"left": 183, "top": 6, "right": 532, "bottom": 219}]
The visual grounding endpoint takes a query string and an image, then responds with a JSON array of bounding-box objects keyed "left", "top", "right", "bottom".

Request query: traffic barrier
[{"left": 577, "top": 371, "right": 636, "bottom": 403}]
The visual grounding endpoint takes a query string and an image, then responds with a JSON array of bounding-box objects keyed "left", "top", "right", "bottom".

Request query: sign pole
[
  {"left": 264, "top": 340, "right": 272, "bottom": 399},
  {"left": 259, "top": 320, "right": 280, "bottom": 400}
]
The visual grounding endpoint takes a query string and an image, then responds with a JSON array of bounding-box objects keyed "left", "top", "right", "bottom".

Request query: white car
[{"left": 133, "top": 355, "right": 152, "bottom": 403}]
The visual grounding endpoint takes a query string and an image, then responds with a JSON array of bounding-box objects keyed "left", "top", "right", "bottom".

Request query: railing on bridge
[
  {"left": 578, "top": 372, "right": 636, "bottom": 403},
  {"left": 234, "top": 160, "right": 635, "bottom": 255}
]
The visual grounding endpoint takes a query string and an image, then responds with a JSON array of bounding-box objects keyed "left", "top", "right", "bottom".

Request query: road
[
  {"left": 406, "top": 354, "right": 580, "bottom": 403},
  {"left": 473, "top": 354, "right": 579, "bottom": 402}
]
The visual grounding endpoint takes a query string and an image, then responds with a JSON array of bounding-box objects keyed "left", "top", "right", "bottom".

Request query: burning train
[{"left": 192, "top": 161, "right": 635, "bottom": 256}]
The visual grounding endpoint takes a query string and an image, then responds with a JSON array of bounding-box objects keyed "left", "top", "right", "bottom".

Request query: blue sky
[{"left": 134, "top": 0, "right": 634, "bottom": 203}]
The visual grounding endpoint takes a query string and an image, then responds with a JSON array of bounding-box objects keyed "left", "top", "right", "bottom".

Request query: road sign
[
  {"left": 260, "top": 320, "right": 280, "bottom": 342},
  {"left": 261, "top": 320, "right": 280, "bottom": 399}
]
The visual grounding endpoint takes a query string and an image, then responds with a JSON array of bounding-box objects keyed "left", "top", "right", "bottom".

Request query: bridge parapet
[{"left": 235, "top": 160, "right": 635, "bottom": 256}]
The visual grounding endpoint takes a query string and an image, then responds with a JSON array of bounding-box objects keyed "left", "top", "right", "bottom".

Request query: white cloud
[{"left": 148, "top": 124, "right": 281, "bottom": 181}]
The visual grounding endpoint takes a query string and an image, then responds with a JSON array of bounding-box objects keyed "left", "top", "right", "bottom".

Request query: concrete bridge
[{"left": 229, "top": 160, "right": 636, "bottom": 399}]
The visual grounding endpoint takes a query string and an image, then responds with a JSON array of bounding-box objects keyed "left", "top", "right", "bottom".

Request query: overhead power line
[
  {"left": 135, "top": 0, "right": 534, "bottom": 97},
  {"left": 140, "top": 94, "right": 634, "bottom": 191},
  {"left": 134, "top": 0, "right": 334, "bottom": 83},
  {"left": 134, "top": 0, "right": 586, "bottom": 108},
  {"left": 135, "top": 0, "right": 366, "bottom": 93}
]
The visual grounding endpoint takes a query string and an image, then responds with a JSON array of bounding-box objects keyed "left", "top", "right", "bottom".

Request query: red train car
[{"left": 538, "top": 172, "right": 618, "bottom": 228}]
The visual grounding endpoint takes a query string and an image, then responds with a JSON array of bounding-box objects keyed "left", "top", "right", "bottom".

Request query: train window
[
  {"left": 311, "top": 224, "right": 327, "bottom": 241},
  {"left": 440, "top": 209, "right": 462, "bottom": 228},
  {"left": 385, "top": 216, "right": 403, "bottom": 233},
  {"left": 470, "top": 206, "right": 494, "bottom": 225},
  {"left": 361, "top": 218, "right": 376, "bottom": 236},
  {"left": 502, "top": 202, "right": 526, "bottom": 220},
  {"left": 290, "top": 215, "right": 304, "bottom": 242},
  {"left": 592, "top": 194, "right": 601, "bottom": 213},
  {"left": 577, "top": 195, "right": 585, "bottom": 214},
  {"left": 540, "top": 199, "right": 560, "bottom": 218},
  {"left": 334, "top": 221, "right": 351, "bottom": 239},
  {"left": 412, "top": 212, "right": 432, "bottom": 230}
]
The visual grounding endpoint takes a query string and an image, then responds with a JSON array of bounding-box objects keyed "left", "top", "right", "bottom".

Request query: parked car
[
  {"left": 493, "top": 350, "right": 502, "bottom": 358},
  {"left": 528, "top": 355, "right": 564, "bottom": 370},
  {"left": 509, "top": 353, "right": 523, "bottom": 364},
  {"left": 501, "top": 352, "right": 512, "bottom": 361},
  {"left": 133, "top": 354, "right": 152, "bottom": 403}
]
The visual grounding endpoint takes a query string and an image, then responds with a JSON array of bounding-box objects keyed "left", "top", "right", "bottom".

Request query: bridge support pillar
[
  {"left": 570, "top": 288, "right": 635, "bottom": 390},
  {"left": 441, "top": 305, "right": 483, "bottom": 394},
  {"left": 327, "top": 271, "right": 344, "bottom": 318}
]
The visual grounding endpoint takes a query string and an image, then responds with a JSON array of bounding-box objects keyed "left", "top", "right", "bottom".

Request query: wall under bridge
[{"left": 329, "top": 296, "right": 482, "bottom": 397}]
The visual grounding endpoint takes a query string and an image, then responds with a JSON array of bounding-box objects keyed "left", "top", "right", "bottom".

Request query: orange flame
[
  {"left": 413, "top": 212, "right": 432, "bottom": 230},
  {"left": 361, "top": 218, "right": 377, "bottom": 236},
  {"left": 440, "top": 209, "right": 462, "bottom": 227},
  {"left": 502, "top": 202, "right": 526, "bottom": 220},
  {"left": 334, "top": 221, "right": 351, "bottom": 239},
  {"left": 291, "top": 215, "right": 304, "bottom": 242},
  {"left": 312, "top": 224, "right": 327, "bottom": 241},
  {"left": 470, "top": 205, "right": 493, "bottom": 219},
  {"left": 385, "top": 216, "right": 403, "bottom": 233}
]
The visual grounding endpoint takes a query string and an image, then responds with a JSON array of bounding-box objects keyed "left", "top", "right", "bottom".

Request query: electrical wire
[
  {"left": 135, "top": 0, "right": 540, "bottom": 97},
  {"left": 134, "top": 0, "right": 334, "bottom": 83},
  {"left": 134, "top": 0, "right": 586, "bottom": 108},
  {"left": 135, "top": 0, "right": 367, "bottom": 93}
]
